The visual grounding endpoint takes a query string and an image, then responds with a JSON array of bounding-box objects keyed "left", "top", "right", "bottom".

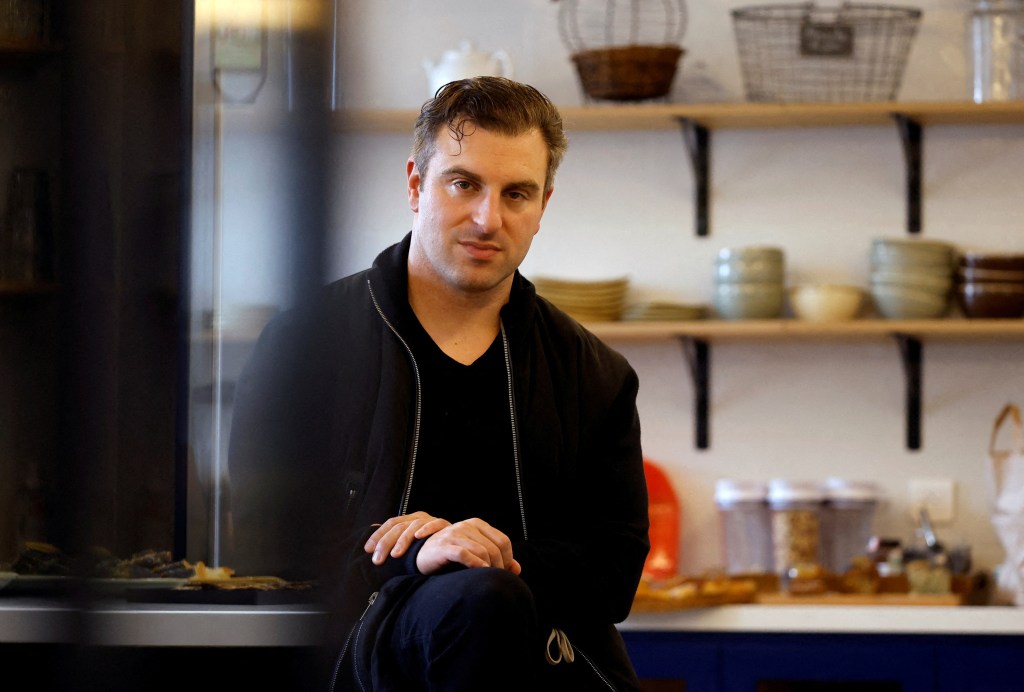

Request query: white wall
[
  {"left": 201, "top": 0, "right": 1024, "bottom": 577},
  {"left": 325, "top": 0, "right": 1024, "bottom": 578}
]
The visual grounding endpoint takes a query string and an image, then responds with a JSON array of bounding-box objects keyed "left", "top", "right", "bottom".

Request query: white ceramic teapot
[{"left": 423, "top": 40, "right": 513, "bottom": 96}]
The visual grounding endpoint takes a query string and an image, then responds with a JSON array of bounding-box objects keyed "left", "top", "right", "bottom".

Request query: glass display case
[{"left": 185, "top": 0, "right": 333, "bottom": 573}]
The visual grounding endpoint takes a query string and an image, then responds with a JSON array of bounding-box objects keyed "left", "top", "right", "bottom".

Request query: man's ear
[
  {"left": 407, "top": 159, "right": 420, "bottom": 212},
  {"left": 541, "top": 186, "right": 554, "bottom": 210}
]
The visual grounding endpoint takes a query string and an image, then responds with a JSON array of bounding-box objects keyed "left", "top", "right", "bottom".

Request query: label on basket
[{"left": 799, "top": 21, "right": 854, "bottom": 57}]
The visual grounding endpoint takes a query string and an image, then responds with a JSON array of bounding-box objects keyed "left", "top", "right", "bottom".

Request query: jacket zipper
[
  {"left": 368, "top": 278, "right": 527, "bottom": 533},
  {"left": 499, "top": 322, "right": 528, "bottom": 541},
  {"left": 367, "top": 279, "right": 422, "bottom": 515},
  {"left": 330, "top": 590, "right": 378, "bottom": 692},
  {"left": 573, "top": 643, "right": 618, "bottom": 691}
]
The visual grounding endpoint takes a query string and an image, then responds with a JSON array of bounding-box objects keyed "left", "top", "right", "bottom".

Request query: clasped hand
[{"left": 364, "top": 511, "right": 521, "bottom": 575}]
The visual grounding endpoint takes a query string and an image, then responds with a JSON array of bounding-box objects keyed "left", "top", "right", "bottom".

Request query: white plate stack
[
  {"left": 622, "top": 301, "right": 708, "bottom": 321},
  {"left": 531, "top": 275, "right": 629, "bottom": 323}
]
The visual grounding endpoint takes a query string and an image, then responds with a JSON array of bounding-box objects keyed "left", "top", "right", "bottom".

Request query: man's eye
[{"left": 453, "top": 180, "right": 473, "bottom": 190}]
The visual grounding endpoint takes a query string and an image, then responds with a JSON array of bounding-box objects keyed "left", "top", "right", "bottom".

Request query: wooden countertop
[{"left": 622, "top": 603, "right": 1024, "bottom": 635}]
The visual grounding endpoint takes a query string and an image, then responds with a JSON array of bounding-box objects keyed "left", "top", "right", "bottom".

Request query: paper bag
[{"left": 986, "top": 403, "right": 1024, "bottom": 605}]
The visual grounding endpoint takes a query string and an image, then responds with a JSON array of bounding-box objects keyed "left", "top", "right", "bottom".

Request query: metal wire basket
[
  {"left": 556, "top": 0, "right": 688, "bottom": 101},
  {"left": 732, "top": 3, "right": 923, "bottom": 102}
]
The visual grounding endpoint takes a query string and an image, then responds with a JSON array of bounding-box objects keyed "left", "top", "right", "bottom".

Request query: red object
[{"left": 643, "top": 458, "right": 680, "bottom": 580}]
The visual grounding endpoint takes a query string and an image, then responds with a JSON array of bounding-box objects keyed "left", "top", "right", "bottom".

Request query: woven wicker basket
[{"left": 572, "top": 44, "right": 684, "bottom": 101}]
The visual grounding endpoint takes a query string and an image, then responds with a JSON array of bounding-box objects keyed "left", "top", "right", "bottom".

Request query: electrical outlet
[{"left": 908, "top": 478, "right": 955, "bottom": 524}]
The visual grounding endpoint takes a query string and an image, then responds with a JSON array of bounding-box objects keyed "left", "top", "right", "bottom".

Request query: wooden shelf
[
  {"left": 333, "top": 100, "right": 1024, "bottom": 237},
  {"left": 332, "top": 101, "right": 1024, "bottom": 133},
  {"left": 587, "top": 318, "right": 1024, "bottom": 342},
  {"left": 587, "top": 318, "right": 1024, "bottom": 451},
  {"left": 333, "top": 101, "right": 1024, "bottom": 446}
]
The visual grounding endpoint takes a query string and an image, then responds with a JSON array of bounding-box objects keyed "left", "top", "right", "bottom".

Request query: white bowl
[{"left": 788, "top": 284, "right": 865, "bottom": 321}]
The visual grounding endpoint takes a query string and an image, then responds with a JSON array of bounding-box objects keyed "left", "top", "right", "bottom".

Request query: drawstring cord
[{"left": 545, "top": 628, "right": 575, "bottom": 665}]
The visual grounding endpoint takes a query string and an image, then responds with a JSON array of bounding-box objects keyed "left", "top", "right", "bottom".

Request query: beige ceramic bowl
[{"left": 788, "top": 284, "right": 865, "bottom": 321}]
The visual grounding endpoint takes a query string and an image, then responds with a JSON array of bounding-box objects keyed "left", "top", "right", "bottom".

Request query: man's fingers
[
  {"left": 413, "top": 517, "right": 450, "bottom": 539},
  {"left": 364, "top": 512, "right": 438, "bottom": 559}
]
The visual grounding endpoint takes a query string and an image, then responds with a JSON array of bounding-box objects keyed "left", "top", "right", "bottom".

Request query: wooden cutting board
[{"left": 755, "top": 592, "right": 963, "bottom": 606}]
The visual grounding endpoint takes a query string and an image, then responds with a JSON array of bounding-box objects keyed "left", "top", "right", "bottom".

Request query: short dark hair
[{"left": 411, "top": 77, "right": 568, "bottom": 195}]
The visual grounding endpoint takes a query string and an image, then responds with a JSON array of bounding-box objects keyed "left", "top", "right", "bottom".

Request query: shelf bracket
[
  {"left": 678, "top": 336, "right": 710, "bottom": 449},
  {"left": 892, "top": 114, "right": 923, "bottom": 234},
  {"left": 677, "top": 117, "right": 710, "bottom": 237},
  {"left": 893, "top": 333, "right": 923, "bottom": 450}
]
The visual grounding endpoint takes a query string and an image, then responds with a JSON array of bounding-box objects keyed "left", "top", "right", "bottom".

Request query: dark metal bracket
[
  {"left": 893, "top": 333, "right": 923, "bottom": 450},
  {"left": 892, "top": 114, "right": 923, "bottom": 234},
  {"left": 677, "top": 117, "right": 710, "bottom": 237},
  {"left": 679, "top": 336, "right": 710, "bottom": 449}
]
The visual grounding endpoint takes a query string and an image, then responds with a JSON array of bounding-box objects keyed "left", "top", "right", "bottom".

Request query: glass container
[
  {"left": 821, "top": 478, "right": 879, "bottom": 574},
  {"left": 969, "top": 0, "right": 1024, "bottom": 102},
  {"left": 768, "top": 479, "right": 824, "bottom": 574},
  {"left": 715, "top": 479, "right": 773, "bottom": 574}
]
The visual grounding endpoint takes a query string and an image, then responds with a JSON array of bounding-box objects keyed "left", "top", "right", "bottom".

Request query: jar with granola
[{"left": 768, "top": 479, "right": 824, "bottom": 575}]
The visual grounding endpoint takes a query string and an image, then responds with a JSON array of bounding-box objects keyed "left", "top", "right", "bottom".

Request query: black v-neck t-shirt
[{"left": 404, "top": 321, "right": 523, "bottom": 540}]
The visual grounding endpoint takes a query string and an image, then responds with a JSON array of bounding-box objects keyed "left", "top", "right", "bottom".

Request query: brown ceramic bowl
[
  {"left": 959, "top": 252, "right": 1024, "bottom": 272},
  {"left": 957, "top": 266, "right": 1024, "bottom": 283},
  {"left": 956, "top": 282, "right": 1024, "bottom": 318}
]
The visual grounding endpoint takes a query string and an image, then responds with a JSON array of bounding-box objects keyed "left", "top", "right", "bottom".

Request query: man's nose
[{"left": 471, "top": 192, "right": 502, "bottom": 231}]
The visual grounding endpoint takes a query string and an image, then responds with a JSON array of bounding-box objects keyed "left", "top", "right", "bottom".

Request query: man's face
[{"left": 406, "top": 123, "right": 552, "bottom": 300}]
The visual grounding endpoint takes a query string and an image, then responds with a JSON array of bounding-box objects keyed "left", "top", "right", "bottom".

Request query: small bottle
[
  {"left": 768, "top": 479, "right": 824, "bottom": 576},
  {"left": 715, "top": 479, "right": 773, "bottom": 575}
]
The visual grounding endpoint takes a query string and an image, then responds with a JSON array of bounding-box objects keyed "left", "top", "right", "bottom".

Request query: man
[{"left": 229, "top": 77, "right": 649, "bottom": 691}]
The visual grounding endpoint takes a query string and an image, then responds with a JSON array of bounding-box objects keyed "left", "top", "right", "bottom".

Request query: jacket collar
[{"left": 367, "top": 231, "right": 538, "bottom": 347}]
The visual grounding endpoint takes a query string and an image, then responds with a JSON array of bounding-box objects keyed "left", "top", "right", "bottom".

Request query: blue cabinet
[
  {"left": 934, "top": 637, "right": 1024, "bottom": 692},
  {"left": 626, "top": 631, "right": 719, "bottom": 690},
  {"left": 622, "top": 631, "right": 1024, "bottom": 692}
]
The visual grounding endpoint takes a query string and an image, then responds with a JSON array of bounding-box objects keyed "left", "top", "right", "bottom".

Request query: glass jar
[
  {"left": 821, "top": 478, "right": 879, "bottom": 574},
  {"left": 768, "top": 479, "right": 824, "bottom": 575},
  {"left": 968, "top": 0, "right": 1024, "bottom": 102},
  {"left": 715, "top": 479, "right": 773, "bottom": 574}
]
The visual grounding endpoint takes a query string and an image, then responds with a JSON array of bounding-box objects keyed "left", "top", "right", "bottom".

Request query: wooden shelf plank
[
  {"left": 332, "top": 101, "right": 1024, "bottom": 134},
  {"left": 586, "top": 319, "right": 1024, "bottom": 342}
]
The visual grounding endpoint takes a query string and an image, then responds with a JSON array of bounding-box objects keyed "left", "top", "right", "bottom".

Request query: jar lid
[
  {"left": 715, "top": 479, "right": 768, "bottom": 504},
  {"left": 824, "top": 477, "right": 879, "bottom": 502},
  {"left": 767, "top": 479, "right": 824, "bottom": 504}
]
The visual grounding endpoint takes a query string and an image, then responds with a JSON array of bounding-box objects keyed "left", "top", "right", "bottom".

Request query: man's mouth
[{"left": 460, "top": 240, "right": 500, "bottom": 260}]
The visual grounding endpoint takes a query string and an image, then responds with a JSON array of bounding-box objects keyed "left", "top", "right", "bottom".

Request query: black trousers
[{"left": 352, "top": 567, "right": 623, "bottom": 692}]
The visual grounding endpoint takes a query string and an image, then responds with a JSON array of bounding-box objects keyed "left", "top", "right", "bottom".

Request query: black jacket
[{"left": 229, "top": 233, "right": 650, "bottom": 689}]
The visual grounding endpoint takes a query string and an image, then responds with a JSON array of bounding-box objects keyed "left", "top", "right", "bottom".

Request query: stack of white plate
[
  {"left": 870, "top": 238, "right": 955, "bottom": 319},
  {"left": 531, "top": 275, "right": 629, "bottom": 322},
  {"left": 622, "top": 301, "right": 708, "bottom": 321},
  {"left": 713, "top": 246, "right": 786, "bottom": 320}
]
